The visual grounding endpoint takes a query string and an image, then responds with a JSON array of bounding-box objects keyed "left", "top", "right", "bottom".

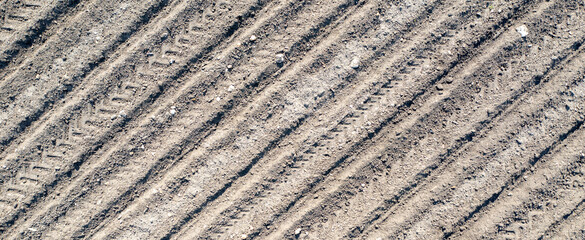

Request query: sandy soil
[{"left": 1, "top": 0, "right": 584, "bottom": 239}]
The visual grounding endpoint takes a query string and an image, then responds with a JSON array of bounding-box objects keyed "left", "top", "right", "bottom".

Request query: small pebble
[
  {"left": 227, "top": 64, "right": 233, "bottom": 70},
  {"left": 249, "top": 35, "right": 257, "bottom": 41},
  {"left": 228, "top": 85, "right": 235, "bottom": 92},
  {"left": 275, "top": 53, "right": 285, "bottom": 64},
  {"left": 119, "top": 110, "right": 127, "bottom": 118},
  {"left": 28, "top": 228, "right": 38, "bottom": 232},
  {"left": 216, "top": 97, "right": 221, "bottom": 102},
  {"left": 170, "top": 109, "right": 176, "bottom": 115},
  {"left": 516, "top": 25, "right": 528, "bottom": 37},
  {"left": 241, "top": 234, "right": 248, "bottom": 239},
  {"left": 295, "top": 228, "right": 302, "bottom": 235},
  {"left": 350, "top": 57, "right": 360, "bottom": 69}
]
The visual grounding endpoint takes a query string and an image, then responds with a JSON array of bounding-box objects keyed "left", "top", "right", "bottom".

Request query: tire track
[
  {"left": 2, "top": 0, "right": 579, "bottom": 239},
  {"left": 202, "top": 0, "right": 516, "bottom": 238},
  {"left": 1, "top": 0, "right": 364, "bottom": 238},
  {"left": 260, "top": 0, "right": 575, "bottom": 238},
  {"left": 0, "top": 0, "right": 172, "bottom": 154},
  {"left": 259, "top": 0, "right": 571, "bottom": 238},
  {"left": 0, "top": 0, "right": 81, "bottom": 74},
  {"left": 146, "top": 0, "right": 524, "bottom": 236},
  {"left": 451, "top": 123, "right": 585, "bottom": 239},
  {"left": 359, "top": 14, "right": 585, "bottom": 240},
  {"left": 84, "top": 1, "right": 447, "bottom": 239},
  {"left": 0, "top": 0, "right": 268, "bottom": 236}
]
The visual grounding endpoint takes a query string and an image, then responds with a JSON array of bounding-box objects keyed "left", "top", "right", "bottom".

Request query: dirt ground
[{"left": 1, "top": 0, "right": 585, "bottom": 239}]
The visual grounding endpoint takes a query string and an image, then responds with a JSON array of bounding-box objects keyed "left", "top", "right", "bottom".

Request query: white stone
[
  {"left": 249, "top": 35, "right": 257, "bottom": 41},
  {"left": 516, "top": 25, "right": 528, "bottom": 37},
  {"left": 350, "top": 57, "right": 360, "bottom": 69},
  {"left": 295, "top": 228, "right": 302, "bottom": 235},
  {"left": 276, "top": 53, "right": 285, "bottom": 64},
  {"left": 228, "top": 85, "right": 235, "bottom": 92}
]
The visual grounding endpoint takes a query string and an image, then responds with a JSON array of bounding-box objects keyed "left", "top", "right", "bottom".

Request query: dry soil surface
[{"left": 1, "top": 0, "right": 585, "bottom": 239}]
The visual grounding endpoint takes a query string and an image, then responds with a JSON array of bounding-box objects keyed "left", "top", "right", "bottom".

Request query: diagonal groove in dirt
[
  {"left": 239, "top": 0, "right": 555, "bottom": 238},
  {"left": 444, "top": 119, "right": 585, "bottom": 238},
  {"left": 451, "top": 123, "right": 585, "bottom": 239},
  {"left": 385, "top": 37, "right": 585, "bottom": 240},
  {"left": 2, "top": 0, "right": 584, "bottom": 239},
  {"left": 254, "top": 0, "right": 584, "bottom": 238},
  {"left": 359, "top": 42, "right": 585, "bottom": 240},
  {"left": 0, "top": 0, "right": 271, "bottom": 236},
  {"left": 540, "top": 198, "right": 585, "bottom": 240},
  {"left": 87, "top": 0, "right": 405, "bottom": 238},
  {"left": 68, "top": 1, "right": 460, "bottom": 238},
  {"left": 137, "top": 1, "right": 462, "bottom": 239},
  {"left": 3, "top": 0, "right": 374, "bottom": 238},
  {"left": 0, "top": 0, "right": 81, "bottom": 74},
  {"left": 360, "top": 32, "right": 585, "bottom": 240},
  {"left": 171, "top": 0, "right": 549, "bottom": 239},
  {"left": 0, "top": 0, "right": 175, "bottom": 154},
  {"left": 80, "top": 1, "right": 363, "bottom": 238}
]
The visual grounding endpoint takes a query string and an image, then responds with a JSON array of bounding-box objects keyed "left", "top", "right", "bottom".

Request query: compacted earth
[{"left": 1, "top": 0, "right": 584, "bottom": 239}]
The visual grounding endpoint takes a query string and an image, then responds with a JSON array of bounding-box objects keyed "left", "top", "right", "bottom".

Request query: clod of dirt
[
  {"left": 516, "top": 25, "right": 528, "bottom": 37},
  {"left": 350, "top": 57, "right": 360, "bottom": 69},
  {"left": 276, "top": 53, "right": 285, "bottom": 64}
]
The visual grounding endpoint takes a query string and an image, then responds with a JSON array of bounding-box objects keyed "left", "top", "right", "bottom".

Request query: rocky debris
[
  {"left": 350, "top": 57, "right": 360, "bottom": 69},
  {"left": 516, "top": 25, "right": 528, "bottom": 37}
]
